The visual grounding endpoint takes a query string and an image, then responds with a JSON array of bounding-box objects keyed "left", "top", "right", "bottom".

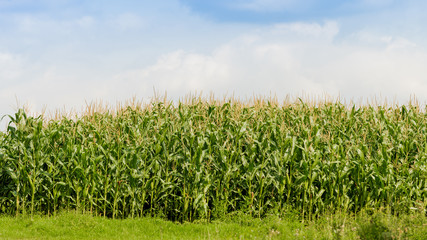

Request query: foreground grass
[{"left": 0, "top": 211, "right": 426, "bottom": 239}]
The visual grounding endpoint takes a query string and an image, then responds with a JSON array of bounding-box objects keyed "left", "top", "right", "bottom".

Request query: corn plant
[{"left": 0, "top": 99, "right": 426, "bottom": 221}]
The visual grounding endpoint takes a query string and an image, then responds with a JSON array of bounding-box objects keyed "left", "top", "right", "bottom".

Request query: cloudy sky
[{"left": 1, "top": 0, "right": 427, "bottom": 120}]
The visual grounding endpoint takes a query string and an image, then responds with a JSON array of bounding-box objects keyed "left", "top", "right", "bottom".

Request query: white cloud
[
  {"left": 231, "top": 0, "right": 302, "bottom": 12},
  {"left": 110, "top": 13, "right": 145, "bottom": 31},
  {"left": 0, "top": 66, "right": 113, "bottom": 119},
  {"left": 76, "top": 16, "right": 96, "bottom": 28},
  {"left": 111, "top": 21, "right": 427, "bottom": 104},
  {"left": 9, "top": 14, "right": 97, "bottom": 36},
  {"left": 271, "top": 21, "right": 339, "bottom": 39},
  {"left": 0, "top": 52, "right": 24, "bottom": 82}
]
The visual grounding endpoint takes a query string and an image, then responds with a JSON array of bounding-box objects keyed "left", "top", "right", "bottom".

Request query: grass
[{"left": 0, "top": 211, "right": 426, "bottom": 239}]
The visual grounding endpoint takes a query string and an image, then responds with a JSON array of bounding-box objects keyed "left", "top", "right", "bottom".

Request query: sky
[{"left": 1, "top": 0, "right": 427, "bottom": 123}]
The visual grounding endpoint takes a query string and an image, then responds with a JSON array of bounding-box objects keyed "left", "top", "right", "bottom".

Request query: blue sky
[
  {"left": 181, "top": 0, "right": 402, "bottom": 23},
  {"left": 1, "top": 0, "right": 427, "bottom": 123}
]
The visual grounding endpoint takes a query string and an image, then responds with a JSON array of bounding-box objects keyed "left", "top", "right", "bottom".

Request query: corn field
[{"left": 0, "top": 98, "right": 426, "bottom": 221}]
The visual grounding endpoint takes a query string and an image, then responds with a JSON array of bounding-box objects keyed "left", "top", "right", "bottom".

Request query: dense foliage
[{"left": 1, "top": 99, "right": 426, "bottom": 221}]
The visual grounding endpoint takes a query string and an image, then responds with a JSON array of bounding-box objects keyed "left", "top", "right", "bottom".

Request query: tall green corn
[{"left": 0, "top": 99, "right": 426, "bottom": 221}]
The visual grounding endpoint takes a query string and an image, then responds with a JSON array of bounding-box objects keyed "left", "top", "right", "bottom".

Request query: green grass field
[
  {"left": 0, "top": 96, "right": 426, "bottom": 238},
  {"left": 0, "top": 211, "right": 426, "bottom": 239}
]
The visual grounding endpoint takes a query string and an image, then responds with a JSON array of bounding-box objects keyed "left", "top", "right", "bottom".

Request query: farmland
[{"left": 0, "top": 97, "right": 426, "bottom": 227}]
